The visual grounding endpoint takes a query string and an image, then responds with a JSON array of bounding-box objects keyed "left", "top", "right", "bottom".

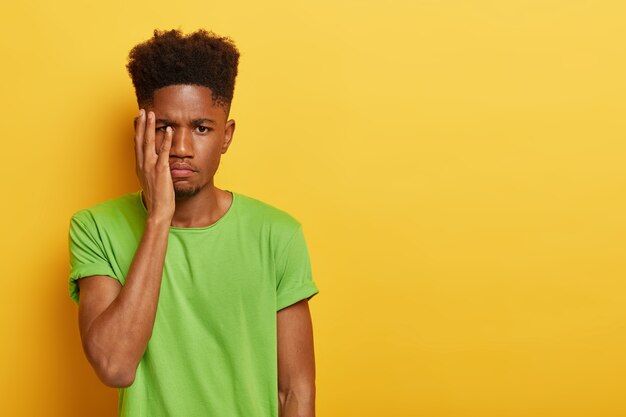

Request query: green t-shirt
[{"left": 68, "top": 189, "right": 319, "bottom": 417}]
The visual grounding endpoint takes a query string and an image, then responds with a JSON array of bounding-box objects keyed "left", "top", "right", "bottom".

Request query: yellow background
[{"left": 1, "top": 0, "right": 625, "bottom": 416}]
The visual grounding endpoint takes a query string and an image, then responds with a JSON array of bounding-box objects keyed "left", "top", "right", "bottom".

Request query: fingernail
[{"left": 139, "top": 109, "right": 143, "bottom": 117}]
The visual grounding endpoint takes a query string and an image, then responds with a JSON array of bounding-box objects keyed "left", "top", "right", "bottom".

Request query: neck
[{"left": 170, "top": 182, "right": 230, "bottom": 228}]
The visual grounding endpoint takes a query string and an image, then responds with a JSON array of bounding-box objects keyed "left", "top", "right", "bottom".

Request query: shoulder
[
  {"left": 70, "top": 191, "right": 142, "bottom": 227},
  {"left": 233, "top": 191, "right": 303, "bottom": 238}
]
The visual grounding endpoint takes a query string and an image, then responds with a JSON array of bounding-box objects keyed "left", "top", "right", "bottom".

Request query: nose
[{"left": 169, "top": 127, "right": 194, "bottom": 158}]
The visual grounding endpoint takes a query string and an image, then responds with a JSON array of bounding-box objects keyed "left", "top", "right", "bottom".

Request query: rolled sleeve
[
  {"left": 68, "top": 212, "right": 119, "bottom": 304},
  {"left": 275, "top": 224, "right": 319, "bottom": 311}
]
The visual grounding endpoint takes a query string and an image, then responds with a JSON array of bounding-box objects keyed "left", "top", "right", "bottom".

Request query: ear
[{"left": 222, "top": 119, "right": 236, "bottom": 154}]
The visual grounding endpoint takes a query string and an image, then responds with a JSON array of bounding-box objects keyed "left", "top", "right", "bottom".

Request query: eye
[
  {"left": 156, "top": 126, "right": 170, "bottom": 133},
  {"left": 196, "top": 126, "right": 212, "bottom": 134}
]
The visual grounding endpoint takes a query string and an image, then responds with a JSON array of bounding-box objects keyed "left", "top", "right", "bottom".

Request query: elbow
[
  {"left": 99, "top": 365, "right": 136, "bottom": 388},
  {"left": 81, "top": 324, "right": 140, "bottom": 388},
  {"left": 86, "top": 348, "right": 137, "bottom": 388}
]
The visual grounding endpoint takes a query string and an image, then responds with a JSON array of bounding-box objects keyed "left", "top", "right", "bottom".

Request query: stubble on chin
[{"left": 174, "top": 183, "right": 202, "bottom": 199}]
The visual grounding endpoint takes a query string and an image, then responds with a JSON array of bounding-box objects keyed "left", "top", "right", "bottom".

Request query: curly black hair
[{"left": 126, "top": 28, "right": 240, "bottom": 112}]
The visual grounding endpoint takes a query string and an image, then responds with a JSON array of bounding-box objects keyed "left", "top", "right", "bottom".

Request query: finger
[
  {"left": 144, "top": 110, "right": 156, "bottom": 158},
  {"left": 158, "top": 126, "right": 173, "bottom": 166},
  {"left": 134, "top": 109, "right": 145, "bottom": 168}
]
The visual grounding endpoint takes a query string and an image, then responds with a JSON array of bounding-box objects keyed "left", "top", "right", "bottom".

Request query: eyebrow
[{"left": 155, "top": 118, "right": 216, "bottom": 126}]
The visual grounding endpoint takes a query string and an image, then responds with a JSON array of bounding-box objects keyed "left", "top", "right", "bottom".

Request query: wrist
[{"left": 145, "top": 214, "right": 172, "bottom": 230}]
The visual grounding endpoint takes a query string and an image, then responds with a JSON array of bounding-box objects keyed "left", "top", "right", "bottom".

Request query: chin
[{"left": 174, "top": 184, "right": 202, "bottom": 199}]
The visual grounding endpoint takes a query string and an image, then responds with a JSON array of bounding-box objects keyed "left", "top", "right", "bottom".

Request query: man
[{"left": 68, "top": 28, "right": 319, "bottom": 417}]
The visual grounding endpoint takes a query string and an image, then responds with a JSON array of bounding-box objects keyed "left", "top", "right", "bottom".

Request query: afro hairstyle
[{"left": 126, "top": 28, "right": 240, "bottom": 112}]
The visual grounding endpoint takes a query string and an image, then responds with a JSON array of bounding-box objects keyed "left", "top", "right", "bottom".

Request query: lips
[
  {"left": 171, "top": 169, "right": 195, "bottom": 178},
  {"left": 170, "top": 163, "right": 197, "bottom": 178}
]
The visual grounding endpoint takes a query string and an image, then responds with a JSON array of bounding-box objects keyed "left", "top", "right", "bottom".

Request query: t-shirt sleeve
[
  {"left": 68, "top": 211, "right": 120, "bottom": 305},
  {"left": 275, "top": 224, "right": 320, "bottom": 311}
]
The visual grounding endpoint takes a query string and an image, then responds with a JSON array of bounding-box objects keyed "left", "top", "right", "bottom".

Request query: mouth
[{"left": 171, "top": 169, "right": 195, "bottom": 178}]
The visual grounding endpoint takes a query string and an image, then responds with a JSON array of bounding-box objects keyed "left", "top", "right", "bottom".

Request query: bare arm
[
  {"left": 277, "top": 299, "right": 316, "bottom": 417},
  {"left": 78, "top": 218, "right": 170, "bottom": 387},
  {"left": 77, "top": 109, "right": 175, "bottom": 388}
]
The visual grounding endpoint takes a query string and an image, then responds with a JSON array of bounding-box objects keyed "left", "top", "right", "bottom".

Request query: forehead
[{"left": 150, "top": 84, "right": 226, "bottom": 120}]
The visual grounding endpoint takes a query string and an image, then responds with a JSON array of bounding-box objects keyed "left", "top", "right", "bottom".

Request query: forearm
[
  {"left": 85, "top": 217, "right": 170, "bottom": 386},
  {"left": 278, "top": 385, "right": 315, "bottom": 417}
]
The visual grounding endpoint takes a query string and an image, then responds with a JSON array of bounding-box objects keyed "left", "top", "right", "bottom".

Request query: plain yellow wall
[{"left": 1, "top": 0, "right": 625, "bottom": 416}]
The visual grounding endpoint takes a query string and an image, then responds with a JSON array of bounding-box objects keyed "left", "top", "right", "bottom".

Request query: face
[{"left": 144, "top": 84, "right": 235, "bottom": 199}]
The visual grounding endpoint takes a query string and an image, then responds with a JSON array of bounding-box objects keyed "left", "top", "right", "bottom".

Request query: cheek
[
  {"left": 154, "top": 135, "right": 165, "bottom": 153},
  {"left": 198, "top": 137, "right": 223, "bottom": 154}
]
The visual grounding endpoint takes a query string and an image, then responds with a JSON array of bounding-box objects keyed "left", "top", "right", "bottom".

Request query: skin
[
  {"left": 76, "top": 84, "right": 316, "bottom": 416},
  {"left": 137, "top": 83, "right": 236, "bottom": 228},
  {"left": 277, "top": 299, "right": 317, "bottom": 417}
]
